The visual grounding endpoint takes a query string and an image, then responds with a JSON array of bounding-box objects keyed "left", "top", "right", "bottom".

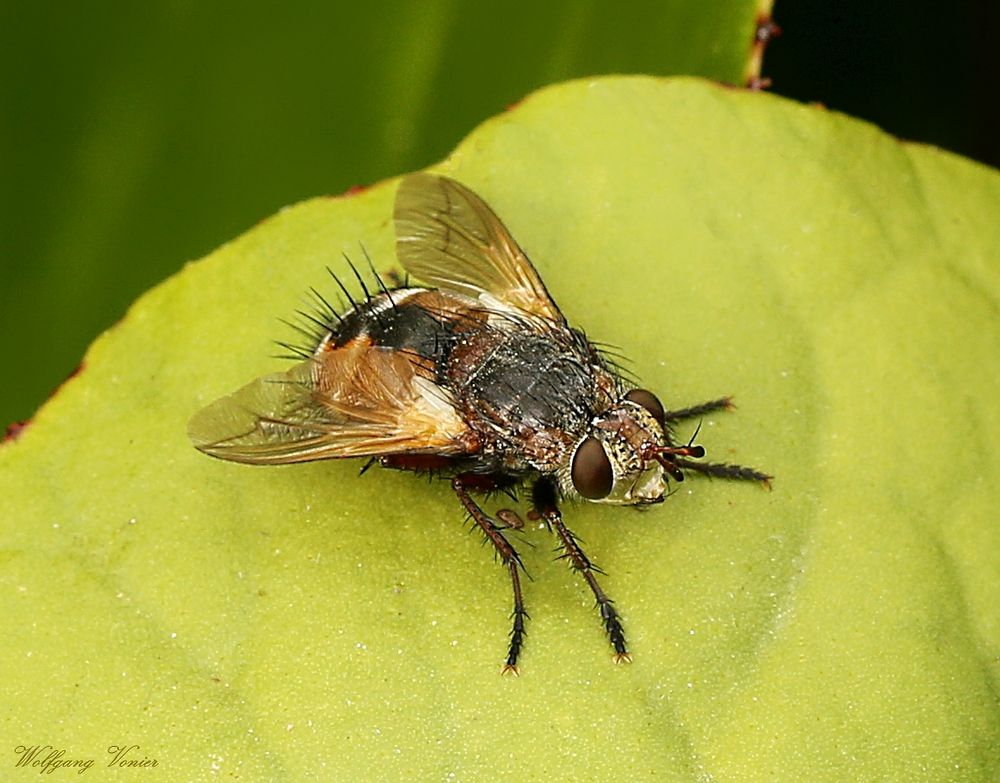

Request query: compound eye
[
  {"left": 571, "top": 437, "right": 614, "bottom": 500},
  {"left": 625, "top": 388, "right": 665, "bottom": 425}
]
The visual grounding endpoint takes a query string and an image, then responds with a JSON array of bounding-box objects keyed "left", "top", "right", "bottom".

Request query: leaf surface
[{"left": 2, "top": 76, "right": 998, "bottom": 782}]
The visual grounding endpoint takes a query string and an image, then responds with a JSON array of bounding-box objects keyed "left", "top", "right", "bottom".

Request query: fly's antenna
[
  {"left": 685, "top": 421, "right": 703, "bottom": 450},
  {"left": 640, "top": 439, "right": 706, "bottom": 483}
]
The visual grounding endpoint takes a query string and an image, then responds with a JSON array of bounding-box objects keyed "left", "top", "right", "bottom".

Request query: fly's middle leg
[
  {"left": 532, "top": 477, "right": 631, "bottom": 663},
  {"left": 452, "top": 474, "right": 528, "bottom": 675}
]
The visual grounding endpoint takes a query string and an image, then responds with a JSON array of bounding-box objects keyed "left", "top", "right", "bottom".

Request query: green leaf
[{"left": 3, "top": 77, "right": 998, "bottom": 781}]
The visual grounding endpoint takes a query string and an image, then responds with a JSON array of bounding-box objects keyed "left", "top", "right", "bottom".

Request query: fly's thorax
[
  {"left": 449, "top": 324, "right": 599, "bottom": 440},
  {"left": 559, "top": 401, "right": 668, "bottom": 505}
]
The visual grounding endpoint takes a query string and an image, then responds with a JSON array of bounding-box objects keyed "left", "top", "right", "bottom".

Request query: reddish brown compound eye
[
  {"left": 571, "top": 437, "right": 614, "bottom": 500},
  {"left": 625, "top": 388, "right": 665, "bottom": 425}
]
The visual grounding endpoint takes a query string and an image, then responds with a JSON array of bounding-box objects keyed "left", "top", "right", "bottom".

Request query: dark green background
[{"left": 2, "top": 1, "right": 997, "bottom": 426}]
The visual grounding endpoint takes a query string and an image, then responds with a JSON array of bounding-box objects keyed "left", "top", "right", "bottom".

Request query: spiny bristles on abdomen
[{"left": 275, "top": 253, "right": 418, "bottom": 361}]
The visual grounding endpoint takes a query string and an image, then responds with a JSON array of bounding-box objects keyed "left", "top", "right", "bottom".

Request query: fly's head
[{"left": 563, "top": 388, "right": 703, "bottom": 506}]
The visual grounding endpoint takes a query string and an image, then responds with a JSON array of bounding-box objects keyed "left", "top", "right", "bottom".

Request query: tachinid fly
[{"left": 188, "top": 173, "right": 771, "bottom": 673}]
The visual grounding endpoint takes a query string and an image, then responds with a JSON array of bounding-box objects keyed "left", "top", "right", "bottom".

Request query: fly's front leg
[
  {"left": 661, "top": 398, "right": 772, "bottom": 487},
  {"left": 661, "top": 397, "right": 733, "bottom": 422},
  {"left": 451, "top": 474, "right": 528, "bottom": 675},
  {"left": 532, "top": 477, "right": 631, "bottom": 663},
  {"left": 674, "top": 457, "right": 772, "bottom": 486}
]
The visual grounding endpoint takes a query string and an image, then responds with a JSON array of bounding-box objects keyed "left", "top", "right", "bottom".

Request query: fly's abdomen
[{"left": 321, "top": 289, "right": 466, "bottom": 370}]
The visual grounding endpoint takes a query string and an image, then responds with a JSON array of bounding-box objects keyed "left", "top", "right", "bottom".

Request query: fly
[{"left": 188, "top": 173, "right": 771, "bottom": 674}]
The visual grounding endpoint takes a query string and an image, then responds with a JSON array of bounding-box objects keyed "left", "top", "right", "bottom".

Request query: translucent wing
[
  {"left": 394, "top": 173, "right": 564, "bottom": 323},
  {"left": 188, "top": 340, "right": 475, "bottom": 465}
]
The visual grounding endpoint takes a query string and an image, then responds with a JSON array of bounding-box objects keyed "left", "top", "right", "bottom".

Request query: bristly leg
[
  {"left": 452, "top": 475, "right": 528, "bottom": 675},
  {"left": 532, "top": 477, "right": 631, "bottom": 663},
  {"left": 674, "top": 457, "right": 773, "bottom": 487},
  {"left": 661, "top": 397, "right": 733, "bottom": 422},
  {"left": 662, "top": 398, "right": 772, "bottom": 487}
]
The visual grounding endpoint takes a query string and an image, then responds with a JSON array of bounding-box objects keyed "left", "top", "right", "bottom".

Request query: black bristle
[{"left": 326, "top": 265, "right": 358, "bottom": 308}]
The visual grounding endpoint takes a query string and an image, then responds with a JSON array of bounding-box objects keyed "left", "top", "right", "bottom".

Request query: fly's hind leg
[
  {"left": 451, "top": 474, "right": 528, "bottom": 675},
  {"left": 532, "top": 477, "right": 631, "bottom": 663}
]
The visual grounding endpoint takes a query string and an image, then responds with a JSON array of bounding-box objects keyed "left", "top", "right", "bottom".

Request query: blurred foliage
[{"left": 0, "top": 0, "right": 763, "bottom": 425}]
